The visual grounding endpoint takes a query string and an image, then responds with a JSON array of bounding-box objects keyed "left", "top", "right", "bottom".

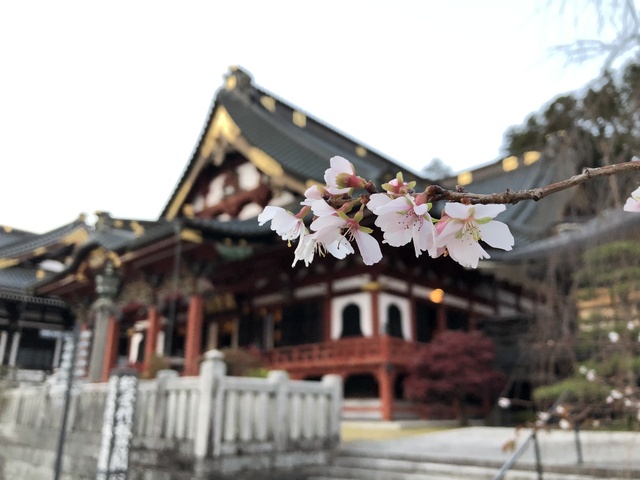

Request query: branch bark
[{"left": 426, "top": 160, "right": 640, "bottom": 205}]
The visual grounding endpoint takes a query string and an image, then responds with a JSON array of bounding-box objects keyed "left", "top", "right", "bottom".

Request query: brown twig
[{"left": 425, "top": 161, "right": 640, "bottom": 205}]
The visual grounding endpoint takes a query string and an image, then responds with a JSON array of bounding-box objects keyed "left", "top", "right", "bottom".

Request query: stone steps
[{"left": 301, "top": 450, "right": 636, "bottom": 480}]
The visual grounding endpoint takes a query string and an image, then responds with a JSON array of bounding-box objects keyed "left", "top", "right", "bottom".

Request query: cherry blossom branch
[{"left": 425, "top": 160, "right": 640, "bottom": 205}]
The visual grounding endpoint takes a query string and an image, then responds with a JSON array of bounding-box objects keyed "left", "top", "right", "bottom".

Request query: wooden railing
[{"left": 264, "top": 336, "right": 427, "bottom": 370}]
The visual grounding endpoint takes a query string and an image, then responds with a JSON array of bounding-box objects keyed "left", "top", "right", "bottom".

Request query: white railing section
[{"left": 0, "top": 349, "right": 342, "bottom": 460}]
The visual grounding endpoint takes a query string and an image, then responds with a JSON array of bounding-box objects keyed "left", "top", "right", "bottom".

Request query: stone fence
[{"left": 0, "top": 350, "right": 342, "bottom": 479}]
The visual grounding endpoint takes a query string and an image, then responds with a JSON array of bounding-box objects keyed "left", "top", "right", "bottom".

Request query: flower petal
[
  {"left": 478, "top": 221, "right": 514, "bottom": 251},
  {"left": 354, "top": 230, "right": 382, "bottom": 265},
  {"left": 442, "top": 202, "right": 472, "bottom": 220}
]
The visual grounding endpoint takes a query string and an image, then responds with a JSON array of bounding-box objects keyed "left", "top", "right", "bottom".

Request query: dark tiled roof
[
  {"left": 185, "top": 216, "right": 274, "bottom": 238},
  {"left": 0, "top": 267, "right": 42, "bottom": 291},
  {"left": 0, "top": 218, "right": 87, "bottom": 259},
  {"left": 160, "top": 67, "right": 424, "bottom": 217},
  {"left": 440, "top": 150, "right": 578, "bottom": 248},
  {"left": 218, "top": 88, "right": 404, "bottom": 185},
  {"left": 0, "top": 227, "right": 36, "bottom": 250},
  {"left": 493, "top": 209, "right": 640, "bottom": 262}
]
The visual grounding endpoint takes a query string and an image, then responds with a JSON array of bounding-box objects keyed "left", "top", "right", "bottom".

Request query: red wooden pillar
[
  {"left": 143, "top": 306, "right": 160, "bottom": 372},
  {"left": 378, "top": 366, "right": 395, "bottom": 421},
  {"left": 184, "top": 295, "right": 204, "bottom": 376},
  {"left": 100, "top": 316, "right": 120, "bottom": 382},
  {"left": 371, "top": 290, "right": 380, "bottom": 337}
]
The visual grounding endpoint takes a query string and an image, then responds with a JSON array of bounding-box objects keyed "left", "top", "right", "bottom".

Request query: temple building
[{"left": 2, "top": 66, "right": 631, "bottom": 420}]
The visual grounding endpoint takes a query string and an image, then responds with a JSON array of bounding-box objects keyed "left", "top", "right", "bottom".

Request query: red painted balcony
[{"left": 263, "top": 336, "right": 428, "bottom": 375}]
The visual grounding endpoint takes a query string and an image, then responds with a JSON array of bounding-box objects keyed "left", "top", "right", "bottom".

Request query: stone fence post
[
  {"left": 152, "top": 369, "right": 178, "bottom": 439},
  {"left": 268, "top": 370, "right": 289, "bottom": 452},
  {"left": 194, "top": 350, "right": 226, "bottom": 460},
  {"left": 322, "top": 374, "right": 343, "bottom": 447}
]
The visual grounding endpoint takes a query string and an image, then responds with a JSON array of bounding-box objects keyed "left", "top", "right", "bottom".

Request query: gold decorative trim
[
  {"left": 180, "top": 229, "right": 203, "bottom": 244},
  {"left": 182, "top": 204, "right": 195, "bottom": 218},
  {"left": 88, "top": 248, "right": 122, "bottom": 270},
  {"left": 502, "top": 156, "right": 518, "bottom": 172},
  {"left": 33, "top": 246, "right": 47, "bottom": 256},
  {"left": 292, "top": 111, "right": 306, "bottom": 128},
  {"left": 166, "top": 180, "right": 193, "bottom": 220},
  {"left": 201, "top": 106, "right": 240, "bottom": 160},
  {"left": 3, "top": 226, "right": 12, "bottom": 233},
  {"left": 0, "top": 258, "right": 19, "bottom": 270},
  {"left": 36, "top": 269, "right": 45, "bottom": 280},
  {"left": 524, "top": 151, "right": 541, "bottom": 166},
  {"left": 247, "top": 147, "right": 284, "bottom": 177},
  {"left": 130, "top": 220, "right": 145, "bottom": 237},
  {"left": 260, "top": 96, "right": 276, "bottom": 112},
  {"left": 355, "top": 146, "right": 367, "bottom": 158},
  {"left": 225, "top": 75, "right": 236, "bottom": 90},
  {"left": 457, "top": 171, "right": 473, "bottom": 186},
  {"left": 62, "top": 229, "right": 90, "bottom": 246},
  {"left": 113, "top": 219, "right": 124, "bottom": 228}
]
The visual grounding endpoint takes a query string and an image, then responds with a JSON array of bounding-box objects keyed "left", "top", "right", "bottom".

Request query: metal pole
[
  {"left": 574, "top": 422, "right": 584, "bottom": 465},
  {"left": 532, "top": 430, "right": 544, "bottom": 480},
  {"left": 53, "top": 320, "right": 80, "bottom": 480},
  {"left": 493, "top": 434, "right": 534, "bottom": 480}
]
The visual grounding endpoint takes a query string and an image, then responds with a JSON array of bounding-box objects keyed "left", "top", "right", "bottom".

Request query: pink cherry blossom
[
  {"left": 311, "top": 211, "right": 382, "bottom": 265},
  {"left": 436, "top": 203, "right": 514, "bottom": 268},
  {"left": 323, "top": 156, "right": 364, "bottom": 194},
  {"left": 368, "top": 193, "right": 437, "bottom": 258},
  {"left": 623, "top": 186, "right": 640, "bottom": 212}
]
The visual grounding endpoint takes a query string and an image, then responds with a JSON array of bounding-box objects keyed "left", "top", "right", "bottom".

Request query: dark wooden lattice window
[
  {"left": 386, "top": 304, "right": 404, "bottom": 338},
  {"left": 341, "top": 303, "right": 362, "bottom": 338}
]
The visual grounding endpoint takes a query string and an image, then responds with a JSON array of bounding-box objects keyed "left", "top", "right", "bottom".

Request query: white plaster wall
[
  {"left": 378, "top": 292, "right": 412, "bottom": 341},
  {"left": 330, "top": 292, "right": 372, "bottom": 339}
]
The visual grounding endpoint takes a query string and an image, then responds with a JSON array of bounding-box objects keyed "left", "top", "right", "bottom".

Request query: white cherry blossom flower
[
  {"left": 537, "top": 411, "right": 550, "bottom": 422},
  {"left": 586, "top": 369, "right": 597, "bottom": 382},
  {"left": 311, "top": 211, "right": 382, "bottom": 266},
  {"left": 608, "top": 331, "right": 620, "bottom": 343},
  {"left": 368, "top": 194, "right": 437, "bottom": 257},
  {"left": 258, "top": 206, "right": 307, "bottom": 244},
  {"left": 498, "top": 397, "right": 511, "bottom": 409},
  {"left": 436, "top": 203, "right": 514, "bottom": 268},
  {"left": 559, "top": 419, "right": 571, "bottom": 430},
  {"left": 301, "top": 185, "right": 326, "bottom": 206},
  {"left": 623, "top": 186, "right": 640, "bottom": 212},
  {"left": 292, "top": 232, "right": 353, "bottom": 267}
]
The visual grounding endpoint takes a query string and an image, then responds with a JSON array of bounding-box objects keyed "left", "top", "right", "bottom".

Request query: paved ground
[{"left": 341, "top": 426, "right": 640, "bottom": 473}]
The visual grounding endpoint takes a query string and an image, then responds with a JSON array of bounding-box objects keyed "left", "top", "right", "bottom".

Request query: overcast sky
[{"left": 0, "top": 1, "right": 614, "bottom": 233}]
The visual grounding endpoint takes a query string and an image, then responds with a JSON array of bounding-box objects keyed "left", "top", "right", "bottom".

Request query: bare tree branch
[{"left": 425, "top": 160, "right": 640, "bottom": 205}]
